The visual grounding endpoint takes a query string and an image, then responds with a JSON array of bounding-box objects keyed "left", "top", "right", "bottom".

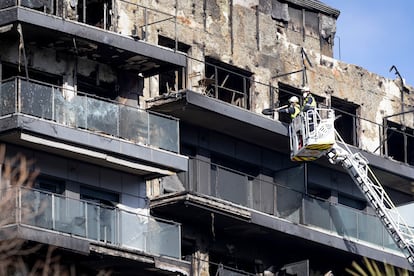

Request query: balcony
[
  {"left": 0, "top": 77, "right": 187, "bottom": 176},
  {"left": 0, "top": 2, "right": 186, "bottom": 77},
  {"left": 152, "top": 158, "right": 406, "bottom": 261},
  {"left": 1, "top": 186, "right": 181, "bottom": 259}
]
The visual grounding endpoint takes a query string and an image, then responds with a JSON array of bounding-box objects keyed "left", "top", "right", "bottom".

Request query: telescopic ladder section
[{"left": 327, "top": 133, "right": 414, "bottom": 267}]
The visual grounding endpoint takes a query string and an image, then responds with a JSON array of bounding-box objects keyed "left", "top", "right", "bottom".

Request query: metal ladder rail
[
  {"left": 330, "top": 131, "right": 414, "bottom": 266},
  {"left": 343, "top": 153, "right": 414, "bottom": 265}
]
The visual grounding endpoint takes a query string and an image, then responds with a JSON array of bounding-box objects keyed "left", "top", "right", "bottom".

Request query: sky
[{"left": 319, "top": 1, "right": 414, "bottom": 86}]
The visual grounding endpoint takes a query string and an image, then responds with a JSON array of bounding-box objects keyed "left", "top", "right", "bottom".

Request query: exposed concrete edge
[
  {"left": 0, "top": 224, "right": 90, "bottom": 254},
  {"left": 150, "top": 191, "right": 252, "bottom": 221},
  {"left": 90, "top": 244, "right": 191, "bottom": 275},
  {"left": 154, "top": 256, "right": 191, "bottom": 276}
]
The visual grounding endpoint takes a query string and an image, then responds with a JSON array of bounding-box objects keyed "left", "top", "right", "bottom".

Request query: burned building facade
[{"left": 0, "top": 0, "right": 414, "bottom": 275}]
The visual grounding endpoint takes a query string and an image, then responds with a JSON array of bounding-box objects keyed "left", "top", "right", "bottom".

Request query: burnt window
[
  {"left": 331, "top": 97, "right": 359, "bottom": 146},
  {"left": 277, "top": 83, "right": 301, "bottom": 124},
  {"left": 277, "top": 83, "right": 324, "bottom": 124},
  {"left": 77, "top": 73, "right": 116, "bottom": 100},
  {"left": 77, "top": 0, "right": 112, "bottom": 30},
  {"left": 204, "top": 57, "right": 252, "bottom": 109},
  {"left": 385, "top": 121, "right": 414, "bottom": 166},
  {"left": 158, "top": 36, "right": 189, "bottom": 94},
  {"left": 2, "top": 62, "right": 61, "bottom": 86}
]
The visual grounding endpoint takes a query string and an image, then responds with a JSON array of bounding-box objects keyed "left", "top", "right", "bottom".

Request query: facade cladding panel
[{"left": 0, "top": 0, "right": 413, "bottom": 275}]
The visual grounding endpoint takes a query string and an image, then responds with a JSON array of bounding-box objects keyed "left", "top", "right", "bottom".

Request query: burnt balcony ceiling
[{"left": 0, "top": 7, "right": 186, "bottom": 77}]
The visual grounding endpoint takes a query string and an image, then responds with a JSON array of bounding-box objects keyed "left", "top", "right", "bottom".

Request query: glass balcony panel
[
  {"left": 358, "top": 212, "right": 383, "bottom": 245},
  {"left": 0, "top": 189, "right": 17, "bottom": 225},
  {"left": 274, "top": 165, "right": 305, "bottom": 193},
  {"left": 146, "top": 217, "right": 180, "bottom": 258},
  {"left": 21, "top": 189, "right": 53, "bottom": 229},
  {"left": 331, "top": 204, "right": 358, "bottom": 238},
  {"left": 54, "top": 89, "right": 87, "bottom": 129},
  {"left": 0, "top": 79, "right": 16, "bottom": 116},
  {"left": 99, "top": 206, "right": 116, "bottom": 243},
  {"left": 384, "top": 228, "right": 399, "bottom": 251},
  {"left": 303, "top": 197, "right": 331, "bottom": 229},
  {"left": 120, "top": 211, "right": 147, "bottom": 251},
  {"left": 20, "top": 80, "right": 53, "bottom": 120},
  {"left": 216, "top": 167, "right": 248, "bottom": 206},
  {"left": 54, "top": 196, "right": 86, "bottom": 237},
  {"left": 119, "top": 105, "right": 148, "bottom": 145},
  {"left": 149, "top": 113, "right": 178, "bottom": 152},
  {"left": 85, "top": 204, "right": 100, "bottom": 241},
  {"left": 4, "top": 77, "right": 178, "bottom": 153},
  {"left": 0, "top": 0, "right": 15, "bottom": 9},
  {"left": 253, "top": 178, "right": 274, "bottom": 214},
  {"left": 21, "top": 0, "right": 46, "bottom": 9},
  {"left": 277, "top": 185, "right": 302, "bottom": 223},
  {"left": 86, "top": 97, "right": 118, "bottom": 136}
]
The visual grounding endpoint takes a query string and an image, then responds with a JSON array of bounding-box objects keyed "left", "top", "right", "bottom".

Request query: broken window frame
[
  {"left": 384, "top": 120, "right": 414, "bottom": 165},
  {"left": 76, "top": 0, "right": 113, "bottom": 30},
  {"left": 158, "top": 35, "right": 190, "bottom": 94},
  {"left": 204, "top": 57, "right": 252, "bottom": 109},
  {"left": 331, "top": 96, "right": 359, "bottom": 147}
]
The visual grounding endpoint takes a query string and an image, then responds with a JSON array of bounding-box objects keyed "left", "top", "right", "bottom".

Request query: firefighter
[
  {"left": 279, "top": 96, "right": 301, "bottom": 119},
  {"left": 301, "top": 86, "right": 317, "bottom": 132},
  {"left": 301, "top": 86, "right": 316, "bottom": 112}
]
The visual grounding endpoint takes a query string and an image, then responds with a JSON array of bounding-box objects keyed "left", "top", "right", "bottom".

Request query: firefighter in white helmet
[
  {"left": 279, "top": 95, "right": 301, "bottom": 119},
  {"left": 301, "top": 86, "right": 316, "bottom": 112}
]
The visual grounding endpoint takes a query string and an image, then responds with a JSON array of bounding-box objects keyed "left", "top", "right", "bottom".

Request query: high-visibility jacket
[
  {"left": 290, "top": 104, "right": 301, "bottom": 119},
  {"left": 303, "top": 94, "right": 316, "bottom": 112}
]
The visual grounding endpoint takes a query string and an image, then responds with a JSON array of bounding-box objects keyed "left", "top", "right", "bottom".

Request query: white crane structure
[{"left": 289, "top": 108, "right": 414, "bottom": 267}]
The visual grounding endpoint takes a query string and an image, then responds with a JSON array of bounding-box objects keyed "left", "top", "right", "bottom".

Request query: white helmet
[
  {"left": 289, "top": 96, "right": 299, "bottom": 103},
  {"left": 301, "top": 86, "right": 310, "bottom": 92}
]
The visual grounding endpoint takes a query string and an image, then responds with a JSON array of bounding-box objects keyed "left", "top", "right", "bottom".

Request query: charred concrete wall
[
  {"left": 110, "top": 0, "right": 414, "bottom": 155},
  {"left": 4, "top": 0, "right": 412, "bottom": 156}
]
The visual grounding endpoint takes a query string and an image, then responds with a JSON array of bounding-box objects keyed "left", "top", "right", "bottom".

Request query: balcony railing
[
  {"left": 1, "top": 187, "right": 181, "bottom": 259},
  {"left": 178, "top": 157, "right": 402, "bottom": 254},
  {"left": 0, "top": 77, "right": 179, "bottom": 153},
  {"left": 0, "top": 0, "right": 178, "bottom": 49}
]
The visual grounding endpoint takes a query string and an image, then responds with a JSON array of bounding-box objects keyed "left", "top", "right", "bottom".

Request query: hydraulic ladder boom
[{"left": 327, "top": 131, "right": 414, "bottom": 267}]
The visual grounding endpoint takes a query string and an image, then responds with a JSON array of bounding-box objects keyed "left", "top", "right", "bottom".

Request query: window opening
[
  {"left": 277, "top": 83, "right": 324, "bottom": 124},
  {"left": 158, "top": 35, "right": 189, "bottom": 94},
  {"left": 385, "top": 121, "right": 414, "bottom": 165},
  {"left": 34, "top": 176, "right": 65, "bottom": 194},
  {"left": 2, "top": 62, "right": 61, "bottom": 86},
  {"left": 277, "top": 83, "right": 301, "bottom": 124},
  {"left": 204, "top": 57, "right": 252, "bottom": 109},
  {"left": 77, "top": 74, "right": 116, "bottom": 100},
  {"left": 77, "top": 0, "right": 112, "bottom": 30},
  {"left": 331, "top": 97, "right": 359, "bottom": 146},
  {"left": 80, "top": 185, "right": 119, "bottom": 206}
]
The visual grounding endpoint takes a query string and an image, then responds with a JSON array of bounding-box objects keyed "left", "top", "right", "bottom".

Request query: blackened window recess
[
  {"left": 331, "top": 97, "right": 359, "bottom": 147},
  {"left": 158, "top": 35, "right": 190, "bottom": 95},
  {"left": 205, "top": 57, "right": 252, "bottom": 109},
  {"left": 385, "top": 121, "right": 414, "bottom": 165}
]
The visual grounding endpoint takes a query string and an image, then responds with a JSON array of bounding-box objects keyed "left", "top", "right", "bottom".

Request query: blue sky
[{"left": 320, "top": 1, "right": 414, "bottom": 86}]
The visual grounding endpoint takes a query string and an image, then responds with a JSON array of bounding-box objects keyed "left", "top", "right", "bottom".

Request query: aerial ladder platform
[{"left": 289, "top": 108, "right": 414, "bottom": 267}]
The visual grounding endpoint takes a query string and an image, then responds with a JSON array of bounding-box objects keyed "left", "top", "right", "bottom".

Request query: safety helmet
[
  {"left": 301, "top": 86, "right": 310, "bottom": 92},
  {"left": 289, "top": 96, "right": 299, "bottom": 103}
]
